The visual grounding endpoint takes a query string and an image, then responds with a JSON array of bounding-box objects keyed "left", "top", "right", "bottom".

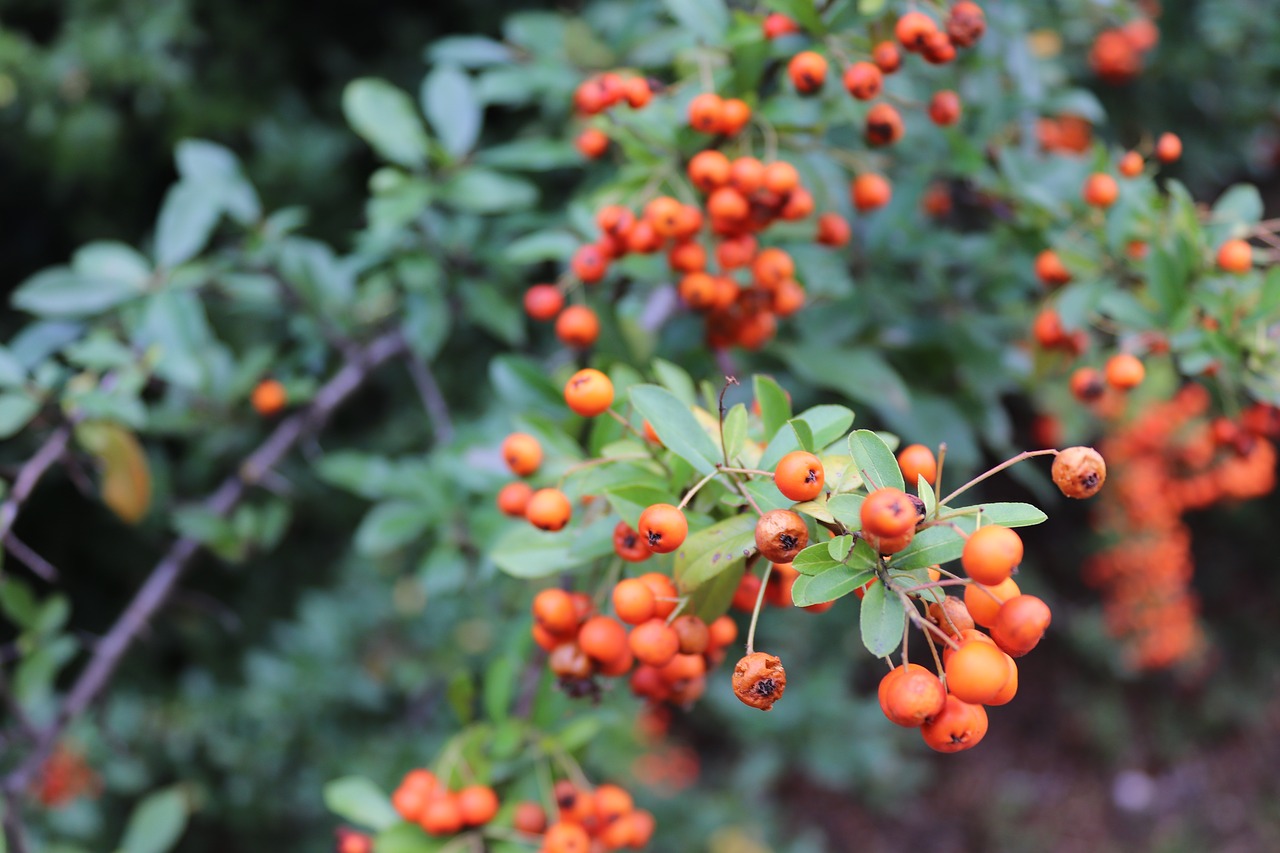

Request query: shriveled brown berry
[
  {"left": 548, "top": 643, "right": 594, "bottom": 680},
  {"left": 732, "top": 651, "right": 787, "bottom": 710},
  {"left": 754, "top": 509, "right": 809, "bottom": 563},
  {"left": 1051, "top": 446, "right": 1107, "bottom": 499}
]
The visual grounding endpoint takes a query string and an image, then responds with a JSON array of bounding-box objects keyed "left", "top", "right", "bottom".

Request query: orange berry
[
  {"left": 544, "top": 821, "right": 591, "bottom": 853},
  {"left": 688, "top": 92, "right": 725, "bottom": 133},
  {"left": 501, "top": 432, "right": 543, "bottom": 476},
  {"left": 688, "top": 149, "right": 731, "bottom": 192},
  {"left": 563, "top": 368, "right": 614, "bottom": 417},
  {"left": 571, "top": 243, "right": 609, "bottom": 283},
  {"left": 719, "top": 98, "right": 752, "bottom": 135},
  {"left": 392, "top": 784, "right": 430, "bottom": 822},
  {"left": 612, "top": 521, "right": 653, "bottom": 563},
  {"left": 872, "top": 41, "right": 902, "bottom": 73},
  {"left": 457, "top": 785, "right": 499, "bottom": 827},
  {"left": 729, "top": 157, "right": 766, "bottom": 195},
  {"left": 593, "top": 783, "right": 634, "bottom": 823},
  {"left": 638, "top": 572, "right": 678, "bottom": 619},
  {"left": 1217, "top": 238, "right": 1252, "bottom": 273},
  {"left": 860, "top": 487, "right": 918, "bottom": 539},
  {"left": 1105, "top": 353, "right": 1145, "bottom": 390},
  {"left": 779, "top": 187, "right": 814, "bottom": 221},
  {"left": 947, "top": 1, "right": 986, "bottom": 47},
  {"left": 878, "top": 663, "right": 947, "bottom": 727},
  {"left": 645, "top": 196, "right": 684, "bottom": 237},
  {"left": 732, "top": 571, "right": 762, "bottom": 611},
  {"left": 842, "top": 61, "right": 883, "bottom": 100},
  {"left": 1070, "top": 367, "right": 1106, "bottom": 402},
  {"left": 251, "top": 379, "right": 287, "bottom": 416},
  {"left": 928, "top": 90, "right": 962, "bottom": 126},
  {"left": 513, "top": 801, "right": 547, "bottom": 834},
  {"left": 920, "top": 694, "right": 988, "bottom": 752},
  {"left": 578, "top": 615, "right": 629, "bottom": 664},
  {"left": 1155, "top": 132, "right": 1182, "bottom": 164},
  {"left": 533, "top": 588, "right": 578, "bottom": 634},
  {"left": 774, "top": 451, "right": 825, "bottom": 501},
  {"left": 671, "top": 614, "right": 710, "bottom": 655},
  {"left": 896, "top": 11, "right": 938, "bottom": 52},
  {"left": 865, "top": 102, "right": 904, "bottom": 146},
  {"left": 637, "top": 503, "right": 688, "bottom": 554},
  {"left": 1035, "top": 249, "right": 1072, "bottom": 287},
  {"left": 707, "top": 186, "right": 749, "bottom": 221},
  {"left": 815, "top": 212, "right": 851, "bottom": 246},
  {"left": 575, "top": 128, "right": 609, "bottom": 159},
  {"left": 762, "top": 161, "right": 800, "bottom": 195},
  {"left": 679, "top": 272, "right": 718, "bottom": 311},
  {"left": 762, "top": 12, "right": 800, "bottom": 39},
  {"left": 527, "top": 489, "right": 573, "bottom": 532},
  {"left": 496, "top": 481, "right": 533, "bottom": 517},
  {"left": 708, "top": 615, "right": 738, "bottom": 648},
  {"left": 964, "top": 577, "right": 1021, "bottom": 628},
  {"left": 667, "top": 240, "right": 707, "bottom": 273},
  {"left": 852, "top": 173, "right": 892, "bottom": 211},
  {"left": 921, "top": 30, "right": 957, "bottom": 64},
  {"left": 897, "top": 444, "right": 937, "bottom": 486},
  {"left": 987, "top": 653, "right": 1019, "bottom": 705},
  {"left": 944, "top": 639, "right": 1012, "bottom": 704},
  {"left": 961, "top": 525, "right": 1023, "bottom": 585},
  {"left": 1119, "top": 151, "right": 1144, "bottom": 178},
  {"left": 419, "top": 793, "right": 464, "bottom": 835},
  {"left": 629, "top": 618, "right": 680, "bottom": 667},
  {"left": 754, "top": 509, "right": 809, "bottom": 564},
  {"left": 752, "top": 247, "right": 795, "bottom": 288},
  {"left": 524, "top": 284, "right": 564, "bottom": 320},
  {"left": 788, "top": 51, "right": 828, "bottom": 94},
  {"left": 992, "top": 593, "right": 1051, "bottom": 657},
  {"left": 1051, "top": 445, "right": 1107, "bottom": 499},
  {"left": 732, "top": 651, "right": 786, "bottom": 710},
  {"left": 1082, "top": 173, "right": 1119, "bottom": 208},
  {"left": 623, "top": 77, "right": 652, "bottom": 109},
  {"left": 612, "top": 577, "right": 656, "bottom": 625}
]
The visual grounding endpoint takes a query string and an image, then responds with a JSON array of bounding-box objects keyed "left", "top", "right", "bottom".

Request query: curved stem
[
  {"left": 678, "top": 469, "right": 721, "bottom": 510},
  {"left": 937, "top": 448, "right": 1059, "bottom": 508},
  {"left": 745, "top": 563, "right": 773, "bottom": 655}
]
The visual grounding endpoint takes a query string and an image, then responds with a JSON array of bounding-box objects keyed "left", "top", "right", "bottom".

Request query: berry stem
[
  {"left": 715, "top": 465, "right": 774, "bottom": 477},
  {"left": 937, "top": 448, "right": 1060, "bottom": 508},
  {"left": 745, "top": 563, "right": 773, "bottom": 655},
  {"left": 923, "top": 625, "right": 946, "bottom": 682},
  {"left": 556, "top": 453, "right": 650, "bottom": 487},
  {"left": 931, "top": 442, "right": 948, "bottom": 518},
  {"left": 606, "top": 408, "right": 646, "bottom": 439},
  {"left": 677, "top": 469, "right": 722, "bottom": 510},
  {"left": 717, "top": 376, "right": 739, "bottom": 468},
  {"left": 895, "top": 578, "right": 971, "bottom": 595}
]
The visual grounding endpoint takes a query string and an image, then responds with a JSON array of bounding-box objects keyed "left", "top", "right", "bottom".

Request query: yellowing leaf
[{"left": 77, "top": 422, "right": 152, "bottom": 524}]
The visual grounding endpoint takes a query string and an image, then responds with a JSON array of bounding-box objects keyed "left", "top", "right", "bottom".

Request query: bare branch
[
  {"left": 404, "top": 351, "right": 455, "bottom": 445},
  {"left": 1, "top": 330, "right": 407, "bottom": 798},
  {"left": 0, "top": 426, "right": 72, "bottom": 544},
  {"left": 1, "top": 534, "right": 59, "bottom": 582}
]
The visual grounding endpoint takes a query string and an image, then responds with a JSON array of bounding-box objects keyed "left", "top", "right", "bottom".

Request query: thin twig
[
  {"left": 404, "top": 351, "right": 455, "bottom": 445},
  {"left": 937, "top": 448, "right": 1059, "bottom": 508},
  {"left": 2, "top": 534, "right": 59, "bottom": 582},
  {"left": 745, "top": 563, "right": 773, "bottom": 655},
  {"left": 1, "top": 331, "right": 407, "bottom": 798},
  {"left": 0, "top": 426, "right": 73, "bottom": 544},
  {"left": 2, "top": 789, "right": 30, "bottom": 853}
]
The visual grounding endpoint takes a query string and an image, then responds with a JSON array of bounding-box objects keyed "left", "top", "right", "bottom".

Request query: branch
[
  {"left": 404, "top": 351, "right": 454, "bottom": 445},
  {"left": 0, "top": 426, "right": 73, "bottom": 544},
  {"left": 1, "top": 534, "right": 59, "bottom": 582},
  {"left": 0, "top": 330, "right": 407, "bottom": 798}
]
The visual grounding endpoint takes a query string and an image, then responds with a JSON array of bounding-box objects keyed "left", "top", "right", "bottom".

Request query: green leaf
[
  {"left": 483, "top": 657, "right": 517, "bottom": 723},
  {"left": 426, "top": 36, "right": 515, "bottom": 67},
  {"left": 354, "top": 501, "right": 433, "bottom": 556},
  {"left": 1211, "top": 183, "right": 1263, "bottom": 231},
  {"left": 0, "top": 347, "right": 25, "bottom": 387},
  {"left": 826, "top": 493, "right": 864, "bottom": 529},
  {"left": 343, "top": 78, "right": 430, "bottom": 169},
  {"left": 764, "top": 0, "right": 824, "bottom": 32},
  {"left": 752, "top": 375, "right": 791, "bottom": 440},
  {"left": 759, "top": 405, "right": 855, "bottom": 469},
  {"left": 849, "top": 429, "right": 904, "bottom": 492},
  {"left": 0, "top": 578, "right": 37, "bottom": 628},
  {"left": 788, "top": 418, "right": 814, "bottom": 452},
  {"left": 174, "top": 139, "right": 260, "bottom": 224},
  {"left": 828, "top": 535, "right": 854, "bottom": 562},
  {"left": 779, "top": 345, "right": 910, "bottom": 416},
  {"left": 652, "top": 359, "right": 697, "bottom": 406},
  {"left": 503, "top": 230, "right": 579, "bottom": 264},
  {"left": 72, "top": 242, "right": 151, "bottom": 289},
  {"left": 791, "top": 564, "right": 875, "bottom": 607},
  {"left": 673, "top": 513, "right": 758, "bottom": 591},
  {"left": 12, "top": 268, "right": 143, "bottom": 318},
  {"left": 0, "top": 393, "right": 39, "bottom": 439},
  {"left": 323, "top": 777, "right": 399, "bottom": 832},
  {"left": 154, "top": 182, "right": 221, "bottom": 268},
  {"left": 421, "top": 64, "right": 482, "bottom": 159},
  {"left": 118, "top": 786, "right": 189, "bottom": 853},
  {"left": 491, "top": 520, "right": 612, "bottom": 578},
  {"left": 918, "top": 476, "right": 936, "bottom": 517},
  {"left": 440, "top": 169, "right": 537, "bottom": 213},
  {"left": 374, "top": 823, "right": 445, "bottom": 853},
  {"left": 662, "top": 0, "right": 729, "bottom": 41},
  {"left": 722, "top": 404, "right": 748, "bottom": 462},
  {"left": 477, "top": 139, "right": 580, "bottom": 172},
  {"left": 629, "top": 385, "right": 721, "bottom": 475},
  {"left": 860, "top": 580, "right": 905, "bottom": 657},
  {"left": 791, "top": 542, "right": 840, "bottom": 576}
]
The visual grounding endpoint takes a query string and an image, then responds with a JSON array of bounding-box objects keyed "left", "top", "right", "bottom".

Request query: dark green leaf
[
  {"left": 629, "top": 384, "right": 721, "bottom": 475},
  {"left": 154, "top": 182, "right": 221, "bottom": 268},
  {"left": 323, "top": 777, "right": 399, "bottom": 832},
  {"left": 860, "top": 580, "right": 904, "bottom": 657},
  {"left": 118, "top": 786, "right": 189, "bottom": 853},
  {"left": 0, "top": 393, "right": 39, "bottom": 439},
  {"left": 673, "top": 513, "right": 758, "bottom": 591},
  {"left": 848, "top": 429, "right": 904, "bottom": 492},
  {"left": 788, "top": 418, "right": 814, "bottom": 452},
  {"left": 752, "top": 375, "right": 791, "bottom": 441},
  {"left": 421, "top": 65, "right": 482, "bottom": 158},
  {"left": 723, "top": 404, "right": 748, "bottom": 462},
  {"left": 343, "top": 78, "right": 430, "bottom": 169},
  {"left": 354, "top": 502, "right": 433, "bottom": 556},
  {"left": 661, "top": 0, "right": 728, "bottom": 41},
  {"left": 12, "top": 268, "right": 143, "bottom": 318},
  {"left": 427, "top": 36, "right": 515, "bottom": 67},
  {"left": 791, "top": 565, "right": 875, "bottom": 607},
  {"left": 440, "top": 169, "right": 538, "bottom": 213},
  {"left": 826, "top": 493, "right": 864, "bottom": 529},
  {"left": 779, "top": 345, "right": 910, "bottom": 416}
]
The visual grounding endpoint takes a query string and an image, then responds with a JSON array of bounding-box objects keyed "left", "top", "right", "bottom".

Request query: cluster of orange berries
[
  {"left": 33, "top": 744, "right": 99, "bottom": 809},
  {"left": 572, "top": 72, "right": 655, "bottom": 158},
  {"left": 1084, "top": 385, "right": 1277, "bottom": 669},
  {"left": 334, "top": 827, "right": 372, "bottom": 853},
  {"left": 391, "top": 770, "right": 500, "bottom": 837},
  {"left": 764, "top": 3, "right": 985, "bottom": 149},
  {"left": 1089, "top": 14, "right": 1159, "bottom": 85},
  {"left": 531, "top": 580, "right": 739, "bottom": 706}
]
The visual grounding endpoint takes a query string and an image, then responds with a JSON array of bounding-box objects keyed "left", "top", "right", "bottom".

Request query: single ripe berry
[
  {"left": 762, "top": 12, "right": 800, "bottom": 39},
  {"left": 629, "top": 618, "right": 680, "bottom": 667},
  {"left": 920, "top": 694, "right": 988, "bottom": 752},
  {"left": 512, "top": 801, "right": 547, "bottom": 834},
  {"left": 543, "top": 822, "right": 591, "bottom": 853},
  {"left": 501, "top": 432, "right": 542, "bottom": 476},
  {"left": 575, "top": 128, "right": 609, "bottom": 159},
  {"left": 496, "top": 481, "right": 533, "bottom": 517},
  {"left": 563, "top": 368, "right": 614, "bottom": 417},
  {"left": 637, "top": 503, "right": 688, "bottom": 554},
  {"left": 872, "top": 41, "right": 902, "bottom": 73},
  {"left": 420, "top": 793, "right": 464, "bottom": 835},
  {"left": 815, "top": 212, "right": 851, "bottom": 247},
  {"left": 578, "top": 615, "right": 629, "bottom": 664},
  {"left": 1082, "top": 173, "right": 1119, "bottom": 208},
  {"left": 992, "top": 593, "right": 1051, "bottom": 655},
  {"left": 921, "top": 30, "right": 957, "bottom": 64},
  {"left": 688, "top": 149, "right": 731, "bottom": 192},
  {"left": 842, "top": 61, "right": 883, "bottom": 100},
  {"left": 532, "top": 588, "right": 578, "bottom": 634},
  {"left": 944, "top": 639, "right": 1012, "bottom": 704},
  {"left": 752, "top": 247, "right": 795, "bottom": 288},
  {"left": 1051, "top": 446, "right": 1107, "bottom": 499},
  {"left": 896, "top": 11, "right": 938, "bottom": 52},
  {"left": 860, "top": 488, "right": 917, "bottom": 539},
  {"left": 708, "top": 615, "right": 738, "bottom": 648},
  {"left": 613, "top": 521, "right": 653, "bottom": 562},
  {"left": 754, "top": 509, "right": 808, "bottom": 563},
  {"left": 252, "top": 379, "right": 287, "bottom": 416},
  {"left": 865, "top": 103, "right": 904, "bottom": 146},
  {"left": 852, "top": 173, "right": 892, "bottom": 211},
  {"left": 548, "top": 642, "right": 593, "bottom": 679},
  {"left": 688, "top": 92, "right": 725, "bottom": 133},
  {"left": 671, "top": 614, "right": 710, "bottom": 655},
  {"left": 526, "top": 488, "right": 573, "bottom": 532},
  {"left": 1155, "top": 132, "right": 1182, "bottom": 164},
  {"left": 762, "top": 161, "right": 800, "bottom": 195},
  {"left": 774, "top": 451, "right": 825, "bottom": 501},
  {"left": 928, "top": 90, "right": 962, "bottom": 126},
  {"left": 457, "top": 785, "right": 499, "bottom": 827},
  {"left": 524, "top": 284, "right": 564, "bottom": 320},
  {"left": 571, "top": 243, "right": 608, "bottom": 283},
  {"left": 928, "top": 596, "right": 974, "bottom": 637},
  {"left": 897, "top": 444, "right": 937, "bottom": 486},
  {"left": 961, "top": 525, "right": 1023, "bottom": 585},
  {"left": 638, "top": 572, "right": 678, "bottom": 619},
  {"left": 1118, "top": 151, "right": 1144, "bottom": 178},
  {"left": 1070, "top": 367, "right": 1106, "bottom": 403},
  {"left": 788, "top": 51, "right": 828, "bottom": 94},
  {"left": 988, "top": 653, "right": 1019, "bottom": 705},
  {"left": 1104, "top": 353, "right": 1145, "bottom": 390},
  {"left": 1217, "top": 238, "right": 1252, "bottom": 273},
  {"left": 732, "top": 651, "right": 786, "bottom": 710},
  {"left": 878, "top": 663, "right": 947, "bottom": 727},
  {"left": 1035, "top": 249, "right": 1072, "bottom": 287},
  {"left": 964, "top": 577, "right": 1020, "bottom": 628},
  {"left": 947, "top": 2, "right": 986, "bottom": 47},
  {"left": 612, "top": 577, "right": 656, "bottom": 625}
]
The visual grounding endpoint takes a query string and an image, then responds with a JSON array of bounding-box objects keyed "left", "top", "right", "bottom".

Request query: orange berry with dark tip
[
  {"left": 501, "top": 433, "right": 542, "bottom": 476},
  {"left": 1105, "top": 353, "right": 1145, "bottom": 390},
  {"left": 788, "top": 51, "right": 828, "bottom": 94},
  {"left": 852, "top": 173, "right": 892, "bottom": 211},
  {"left": 842, "top": 61, "right": 883, "bottom": 100},
  {"left": 524, "top": 284, "right": 564, "bottom": 321},
  {"left": 526, "top": 488, "right": 573, "bottom": 532},
  {"left": 563, "top": 368, "right": 614, "bottom": 417},
  {"left": 637, "top": 503, "right": 688, "bottom": 554},
  {"left": 1083, "top": 173, "right": 1119, "bottom": 208},
  {"left": 774, "top": 451, "right": 825, "bottom": 501}
]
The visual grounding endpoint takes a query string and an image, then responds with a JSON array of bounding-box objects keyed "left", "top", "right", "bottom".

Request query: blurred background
[{"left": 2, "top": 1, "right": 1280, "bottom": 851}]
